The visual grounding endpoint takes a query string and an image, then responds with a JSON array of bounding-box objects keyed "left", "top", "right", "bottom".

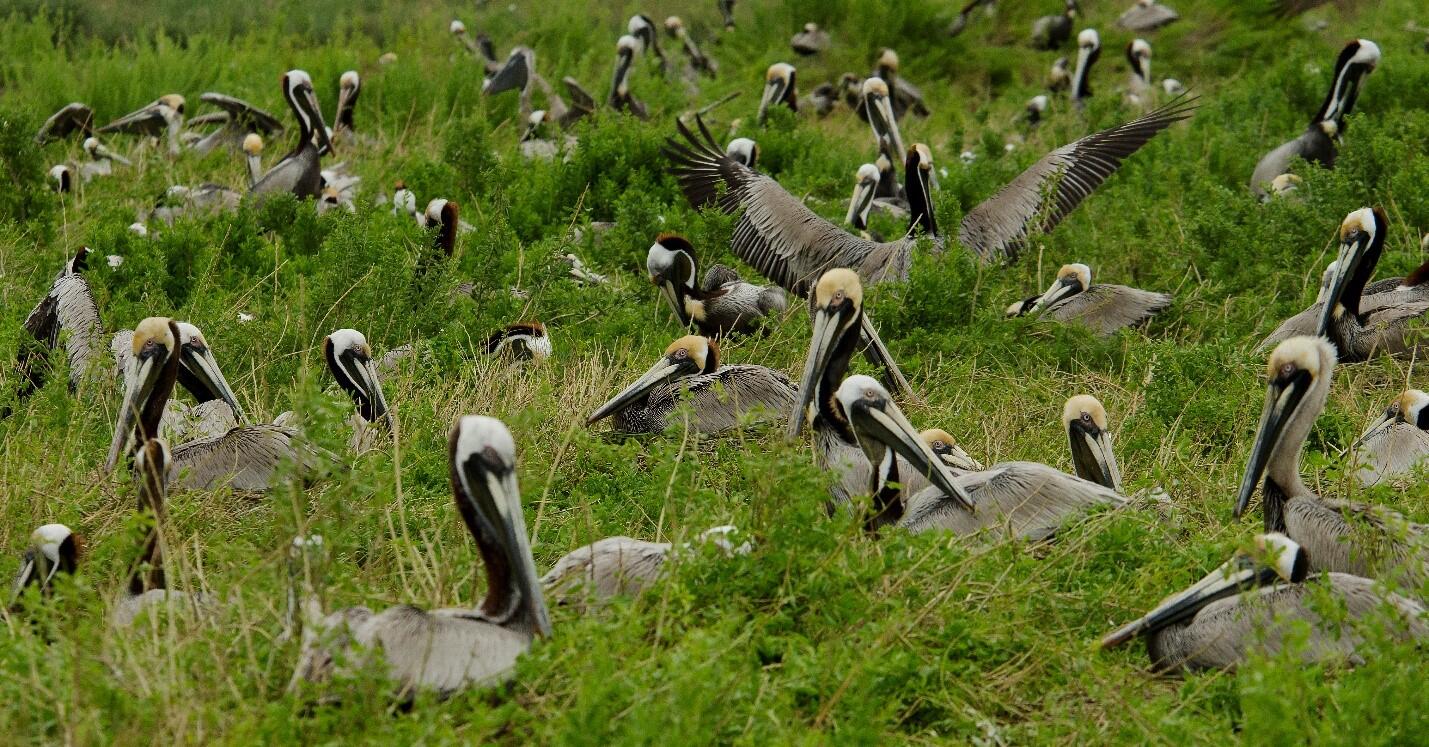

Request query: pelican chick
[
  {"left": 646, "top": 233, "right": 787, "bottom": 337},
  {"left": 1022, "top": 264, "right": 1171, "bottom": 335},
  {"left": 1354, "top": 390, "right": 1429, "bottom": 487}
]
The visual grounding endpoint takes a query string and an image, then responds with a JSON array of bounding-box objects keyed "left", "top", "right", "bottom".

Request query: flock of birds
[{"left": 8, "top": 0, "right": 1429, "bottom": 704}]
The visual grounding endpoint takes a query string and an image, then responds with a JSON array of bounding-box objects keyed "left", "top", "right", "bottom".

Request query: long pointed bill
[
  {"left": 11, "top": 557, "right": 36, "bottom": 600},
  {"left": 1071, "top": 430, "right": 1123, "bottom": 493},
  {"left": 457, "top": 458, "right": 551, "bottom": 637},
  {"left": 304, "top": 87, "right": 334, "bottom": 155},
  {"left": 787, "top": 308, "right": 843, "bottom": 438},
  {"left": 657, "top": 281, "right": 687, "bottom": 324},
  {"left": 757, "top": 79, "right": 786, "bottom": 124},
  {"left": 859, "top": 315, "right": 912, "bottom": 400},
  {"left": 1314, "top": 238, "right": 1365, "bottom": 336},
  {"left": 1031, "top": 278, "right": 1077, "bottom": 313},
  {"left": 106, "top": 356, "right": 162, "bottom": 472},
  {"left": 588, "top": 359, "right": 684, "bottom": 425},
  {"left": 868, "top": 96, "right": 905, "bottom": 162},
  {"left": 1352, "top": 412, "right": 1396, "bottom": 451},
  {"left": 181, "top": 347, "right": 247, "bottom": 424},
  {"left": 609, "top": 55, "right": 633, "bottom": 106},
  {"left": 1234, "top": 376, "right": 1309, "bottom": 518},
  {"left": 1100, "top": 555, "right": 1277, "bottom": 649},
  {"left": 851, "top": 401, "right": 974, "bottom": 511},
  {"left": 846, "top": 179, "right": 877, "bottom": 229},
  {"left": 335, "top": 88, "right": 354, "bottom": 127}
]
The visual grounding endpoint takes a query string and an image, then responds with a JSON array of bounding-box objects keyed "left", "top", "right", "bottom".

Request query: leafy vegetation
[{"left": 2, "top": 0, "right": 1427, "bottom": 743}]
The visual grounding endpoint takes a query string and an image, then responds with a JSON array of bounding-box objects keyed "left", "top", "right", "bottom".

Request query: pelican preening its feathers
[{"left": 646, "top": 233, "right": 787, "bottom": 337}]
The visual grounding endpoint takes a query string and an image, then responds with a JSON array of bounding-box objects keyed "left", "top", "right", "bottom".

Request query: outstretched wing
[
  {"left": 958, "top": 95, "right": 1198, "bottom": 263},
  {"left": 35, "top": 102, "right": 94, "bottom": 144},
  {"left": 198, "top": 93, "right": 284, "bottom": 134}
]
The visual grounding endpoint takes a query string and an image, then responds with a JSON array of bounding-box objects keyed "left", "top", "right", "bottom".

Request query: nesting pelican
[
  {"left": 97, "top": 94, "right": 186, "bottom": 156},
  {"left": 646, "top": 233, "right": 787, "bottom": 337},
  {"left": 1013, "top": 264, "right": 1171, "bottom": 335},
  {"left": 1116, "top": 0, "right": 1179, "bottom": 32},
  {"left": 758, "top": 63, "right": 797, "bottom": 124},
  {"left": 185, "top": 92, "right": 283, "bottom": 154},
  {"left": 35, "top": 102, "right": 94, "bottom": 145},
  {"left": 862, "top": 77, "right": 905, "bottom": 164},
  {"left": 724, "top": 138, "right": 758, "bottom": 169},
  {"left": 250, "top": 70, "right": 334, "bottom": 201},
  {"left": 325, "top": 329, "right": 395, "bottom": 451},
  {"left": 1032, "top": 0, "right": 1078, "bottom": 50},
  {"left": 542, "top": 526, "right": 749, "bottom": 606},
  {"left": 1063, "top": 395, "right": 1123, "bottom": 492},
  {"left": 588, "top": 335, "right": 794, "bottom": 436},
  {"left": 1354, "top": 390, "right": 1429, "bottom": 487},
  {"left": 791, "top": 23, "right": 830, "bottom": 56}
]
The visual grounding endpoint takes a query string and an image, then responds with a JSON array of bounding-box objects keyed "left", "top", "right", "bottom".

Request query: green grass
[{"left": 2, "top": 0, "right": 1428, "bottom": 743}]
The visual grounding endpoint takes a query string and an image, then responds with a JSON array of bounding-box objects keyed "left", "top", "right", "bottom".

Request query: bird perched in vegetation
[{"left": 1008, "top": 263, "right": 1172, "bottom": 335}]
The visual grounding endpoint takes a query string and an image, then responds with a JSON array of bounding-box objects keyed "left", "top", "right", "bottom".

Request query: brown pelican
[
  {"left": 627, "top": 14, "right": 668, "bottom": 69},
  {"left": 424, "top": 198, "right": 461, "bottom": 256},
  {"left": 646, "top": 233, "right": 787, "bottom": 337},
  {"left": 15, "top": 248, "right": 103, "bottom": 401},
  {"left": 1318, "top": 208, "right": 1429, "bottom": 361},
  {"left": 106, "top": 317, "right": 325, "bottom": 491},
  {"left": 920, "top": 429, "right": 984, "bottom": 473},
  {"left": 609, "top": 36, "right": 648, "bottom": 119},
  {"left": 97, "top": 94, "right": 186, "bottom": 156},
  {"left": 251, "top": 70, "right": 333, "bottom": 201},
  {"left": 724, "top": 138, "right": 758, "bottom": 169},
  {"left": 185, "top": 92, "right": 283, "bottom": 154},
  {"left": 587, "top": 334, "right": 795, "bottom": 436},
  {"left": 791, "top": 23, "right": 830, "bottom": 56},
  {"left": 862, "top": 77, "right": 906, "bottom": 163},
  {"left": 758, "top": 63, "right": 797, "bottom": 124},
  {"left": 1026, "top": 95, "right": 1049, "bottom": 125},
  {"left": 1125, "top": 39, "right": 1153, "bottom": 107},
  {"left": 665, "top": 16, "right": 717, "bottom": 78},
  {"left": 1117, "top": 0, "right": 1179, "bottom": 31},
  {"left": 325, "top": 329, "right": 395, "bottom": 435},
  {"left": 485, "top": 47, "right": 590, "bottom": 128},
  {"left": 846, "top": 163, "right": 882, "bottom": 232},
  {"left": 718, "top": 0, "right": 736, "bottom": 30},
  {"left": 838, "top": 375, "right": 1125, "bottom": 539},
  {"left": 1048, "top": 57, "right": 1071, "bottom": 93},
  {"left": 450, "top": 20, "right": 501, "bottom": 74},
  {"left": 483, "top": 322, "right": 552, "bottom": 361},
  {"left": 1031, "top": 0, "right": 1078, "bottom": 50},
  {"left": 1101, "top": 533, "right": 1426, "bottom": 672},
  {"left": 1354, "top": 390, "right": 1429, "bottom": 487},
  {"left": 1250, "top": 40, "right": 1380, "bottom": 198},
  {"left": 293, "top": 415, "right": 550, "bottom": 696},
  {"left": 542, "top": 525, "right": 749, "bottom": 606},
  {"left": 48, "top": 164, "right": 73, "bottom": 193},
  {"left": 111, "top": 321, "right": 247, "bottom": 424},
  {"left": 10, "top": 524, "right": 79, "bottom": 603},
  {"left": 666, "top": 99, "right": 1193, "bottom": 268},
  {"left": 112, "top": 438, "right": 212, "bottom": 627},
  {"left": 873, "top": 49, "right": 929, "bottom": 119},
  {"left": 242, "top": 134, "right": 264, "bottom": 186},
  {"left": 332, "top": 71, "right": 362, "bottom": 143},
  {"left": 1063, "top": 395, "right": 1123, "bottom": 492},
  {"left": 79, "top": 136, "right": 130, "bottom": 181},
  {"left": 1071, "top": 28, "right": 1101, "bottom": 110},
  {"left": 35, "top": 102, "right": 94, "bottom": 145},
  {"left": 1016, "top": 263, "right": 1172, "bottom": 335},
  {"left": 948, "top": 0, "right": 996, "bottom": 37},
  {"left": 1235, "top": 336, "right": 1428, "bottom": 589}
]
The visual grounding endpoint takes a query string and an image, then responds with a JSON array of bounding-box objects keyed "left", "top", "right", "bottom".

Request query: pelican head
[
  {"left": 449, "top": 415, "right": 550, "bottom": 638},
  {"left": 1270, "top": 173, "right": 1302, "bottom": 199},
  {"left": 336, "top": 70, "right": 361, "bottom": 128},
  {"left": 610, "top": 36, "right": 640, "bottom": 103},
  {"left": 1354, "top": 389, "right": 1429, "bottom": 449},
  {"left": 846, "top": 163, "right": 881, "bottom": 230},
  {"left": 1031, "top": 263, "right": 1091, "bottom": 313},
  {"left": 1100, "top": 533, "right": 1307, "bottom": 649},
  {"left": 725, "top": 137, "right": 758, "bottom": 169},
  {"left": 325, "top": 328, "right": 393, "bottom": 430},
  {"left": 664, "top": 16, "right": 685, "bottom": 36},
  {"left": 1316, "top": 39, "right": 1381, "bottom": 128},
  {"left": 920, "top": 428, "right": 983, "bottom": 471},
  {"left": 1234, "top": 336, "right": 1336, "bottom": 522},
  {"left": 11, "top": 524, "right": 79, "bottom": 600},
  {"left": 904, "top": 143, "right": 937, "bottom": 236},
  {"left": 522, "top": 110, "right": 552, "bottom": 142},
  {"left": 484, "top": 322, "right": 552, "bottom": 361},
  {"left": 834, "top": 376, "right": 974, "bottom": 512},
  {"left": 486, "top": 47, "right": 533, "bottom": 96},
  {"left": 1026, "top": 95, "right": 1049, "bottom": 124},
  {"left": 877, "top": 48, "right": 900, "bottom": 75},
  {"left": 243, "top": 133, "right": 263, "bottom": 157},
  {"left": 450, "top": 19, "right": 466, "bottom": 36},
  {"left": 1063, "top": 395, "right": 1122, "bottom": 492},
  {"left": 627, "top": 14, "right": 658, "bottom": 56},
  {"left": 49, "top": 164, "right": 72, "bottom": 193},
  {"left": 1127, "top": 39, "right": 1151, "bottom": 82},
  {"left": 424, "top": 198, "right": 459, "bottom": 255},
  {"left": 157, "top": 94, "right": 186, "bottom": 116},
  {"left": 282, "top": 70, "right": 333, "bottom": 155},
  {"left": 758, "top": 62, "right": 796, "bottom": 124},
  {"left": 1316, "top": 207, "right": 1385, "bottom": 336},
  {"left": 1073, "top": 28, "right": 1101, "bottom": 101},
  {"left": 174, "top": 322, "right": 245, "bottom": 424},
  {"left": 587, "top": 335, "right": 716, "bottom": 425},
  {"left": 788, "top": 269, "right": 865, "bottom": 438},
  {"left": 647, "top": 233, "right": 698, "bottom": 324},
  {"left": 106, "top": 317, "right": 180, "bottom": 472}
]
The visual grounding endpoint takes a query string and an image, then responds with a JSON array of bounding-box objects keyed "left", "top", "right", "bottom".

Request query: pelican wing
[
  {"left": 665, "top": 114, "right": 912, "bottom": 295},
  {"left": 1044, "top": 284, "right": 1172, "bottom": 335},
  {"left": 902, "top": 461, "right": 1125, "bottom": 540},
  {"left": 97, "top": 103, "right": 170, "bottom": 136},
  {"left": 29, "top": 273, "right": 106, "bottom": 391},
  {"left": 198, "top": 93, "right": 284, "bottom": 134},
  {"left": 35, "top": 102, "right": 94, "bottom": 144},
  {"left": 676, "top": 364, "right": 799, "bottom": 434},
  {"left": 170, "top": 425, "right": 325, "bottom": 491},
  {"left": 1117, "top": 2, "right": 1180, "bottom": 31},
  {"left": 958, "top": 96, "right": 1197, "bottom": 262},
  {"left": 541, "top": 536, "right": 672, "bottom": 604},
  {"left": 1257, "top": 304, "right": 1321, "bottom": 352}
]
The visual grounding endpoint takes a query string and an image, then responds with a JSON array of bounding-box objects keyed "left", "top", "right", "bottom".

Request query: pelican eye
[
  {"left": 673, "top": 349, "right": 688, "bottom": 360},
  {"left": 1279, "top": 363, "right": 1296, "bottom": 379},
  {"left": 1080, "top": 412, "right": 1092, "bottom": 423}
]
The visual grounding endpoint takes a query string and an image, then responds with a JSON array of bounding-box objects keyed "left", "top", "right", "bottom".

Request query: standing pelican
[
  {"left": 35, "top": 102, "right": 94, "bottom": 145},
  {"left": 293, "top": 416, "right": 550, "bottom": 697},
  {"left": 609, "top": 36, "right": 648, "bottom": 118},
  {"left": 251, "top": 70, "right": 334, "bottom": 200},
  {"left": 666, "top": 99, "right": 1193, "bottom": 269},
  {"left": 112, "top": 438, "right": 212, "bottom": 627},
  {"left": 1117, "top": 0, "right": 1179, "bottom": 31},
  {"left": 1354, "top": 390, "right": 1429, "bottom": 487},
  {"left": 1235, "top": 336, "right": 1428, "bottom": 589},
  {"left": 542, "top": 526, "right": 749, "bottom": 606},
  {"left": 1071, "top": 29, "right": 1101, "bottom": 110},
  {"left": 10, "top": 524, "right": 79, "bottom": 603},
  {"left": 1031, "top": 0, "right": 1078, "bottom": 50},
  {"left": 791, "top": 23, "right": 830, "bottom": 56},
  {"left": 646, "top": 234, "right": 787, "bottom": 337},
  {"left": 919, "top": 429, "right": 983, "bottom": 473},
  {"left": 587, "top": 335, "right": 795, "bottom": 436},
  {"left": 1100, "top": 533, "right": 1426, "bottom": 672},
  {"left": 1014, "top": 263, "right": 1171, "bottom": 335},
  {"left": 1250, "top": 40, "right": 1380, "bottom": 198},
  {"left": 757, "top": 63, "right": 797, "bottom": 124},
  {"left": 97, "top": 94, "right": 186, "bottom": 156}
]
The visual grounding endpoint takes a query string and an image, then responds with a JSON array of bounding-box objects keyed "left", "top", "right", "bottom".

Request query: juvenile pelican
[
  {"left": 666, "top": 99, "right": 1194, "bottom": 268},
  {"left": 10, "top": 524, "right": 79, "bottom": 603},
  {"left": 609, "top": 36, "right": 648, "bottom": 119},
  {"left": 587, "top": 335, "right": 795, "bottom": 436},
  {"left": 1101, "top": 533, "right": 1426, "bottom": 672},
  {"left": 758, "top": 63, "right": 797, "bottom": 124},
  {"left": 112, "top": 438, "right": 212, "bottom": 627},
  {"left": 1354, "top": 390, "right": 1429, "bottom": 487},
  {"left": 1235, "top": 336, "right": 1428, "bottom": 589},
  {"left": 1116, "top": 0, "right": 1178, "bottom": 31},
  {"left": 791, "top": 23, "right": 830, "bottom": 56},
  {"left": 97, "top": 94, "right": 186, "bottom": 156},
  {"left": 646, "top": 234, "right": 787, "bottom": 337},
  {"left": 293, "top": 416, "right": 550, "bottom": 697},
  {"left": 1250, "top": 40, "right": 1380, "bottom": 198},
  {"left": 483, "top": 322, "right": 553, "bottom": 361},
  {"left": 838, "top": 377, "right": 1126, "bottom": 540},
  {"left": 1031, "top": 0, "right": 1078, "bottom": 50},
  {"left": 1016, "top": 264, "right": 1172, "bottom": 335},
  {"left": 251, "top": 70, "right": 334, "bottom": 201},
  {"left": 542, "top": 526, "right": 750, "bottom": 606},
  {"left": 35, "top": 102, "right": 94, "bottom": 145},
  {"left": 1071, "top": 29, "right": 1101, "bottom": 110}
]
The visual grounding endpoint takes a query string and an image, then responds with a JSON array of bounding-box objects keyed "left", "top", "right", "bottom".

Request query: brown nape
[
  {"left": 1402, "top": 257, "right": 1429, "bottom": 289},
  {"left": 130, "top": 439, "right": 168, "bottom": 595},
  {"left": 704, "top": 337, "right": 721, "bottom": 372},
  {"left": 136, "top": 320, "right": 183, "bottom": 449},
  {"left": 654, "top": 232, "right": 694, "bottom": 253},
  {"left": 447, "top": 428, "right": 514, "bottom": 622},
  {"left": 437, "top": 202, "right": 459, "bottom": 256}
]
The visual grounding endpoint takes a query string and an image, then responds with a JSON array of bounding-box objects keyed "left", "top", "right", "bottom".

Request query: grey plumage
[
  {"left": 542, "top": 527, "right": 749, "bottom": 606},
  {"left": 185, "top": 92, "right": 284, "bottom": 155},
  {"left": 20, "top": 249, "right": 105, "bottom": 394},
  {"left": 901, "top": 461, "right": 1126, "bottom": 540},
  {"left": 610, "top": 364, "right": 795, "bottom": 436},
  {"left": 1027, "top": 264, "right": 1172, "bottom": 335},
  {"left": 35, "top": 102, "right": 94, "bottom": 144},
  {"left": 1353, "top": 390, "right": 1429, "bottom": 487},
  {"left": 168, "top": 424, "right": 327, "bottom": 491},
  {"left": 1116, "top": 1, "right": 1179, "bottom": 32},
  {"left": 251, "top": 71, "right": 333, "bottom": 201}
]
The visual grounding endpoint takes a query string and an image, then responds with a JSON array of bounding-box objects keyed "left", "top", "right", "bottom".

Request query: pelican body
[
  {"left": 1102, "top": 533, "right": 1426, "bottom": 672},
  {"left": 1354, "top": 390, "right": 1429, "bottom": 487},
  {"left": 542, "top": 526, "right": 748, "bottom": 606},
  {"left": 1236, "top": 337, "right": 1428, "bottom": 590},
  {"left": 294, "top": 416, "right": 550, "bottom": 697},
  {"left": 1116, "top": 0, "right": 1178, "bottom": 32},
  {"left": 587, "top": 335, "right": 795, "bottom": 436},
  {"left": 646, "top": 234, "right": 787, "bottom": 337},
  {"left": 251, "top": 70, "right": 334, "bottom": 201},
  {"left": 1017, "top": 263, "right": 1171, "bottom": 335},
  {"left": 113, "top": 438, "right": 211, "bottom": 627},
  {"left": 1032, "top": 0, "right": 1078, "bottom": 50}
]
